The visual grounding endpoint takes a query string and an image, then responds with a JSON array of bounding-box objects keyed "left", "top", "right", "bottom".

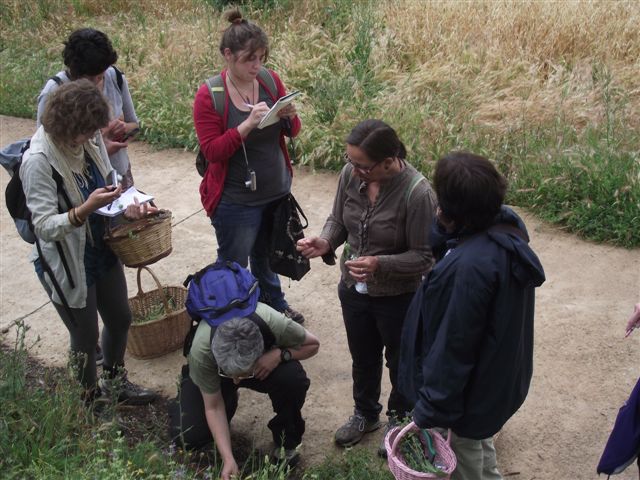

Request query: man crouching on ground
[{"left": 188, "top": 298, "right": 319, "bottom": 479}]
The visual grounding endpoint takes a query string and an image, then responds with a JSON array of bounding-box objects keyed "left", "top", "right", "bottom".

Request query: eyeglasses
[
  {"left": 343, "top": 153, "right": 381, "bottom": 175},
  {"left": 218, "top": 366, "right": 254, "bottom": 381}
]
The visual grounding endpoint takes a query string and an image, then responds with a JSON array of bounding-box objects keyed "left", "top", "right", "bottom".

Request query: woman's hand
[
  {"left": 220, "top": 458, "right": 239, "bottom": 480},
  {"left": 103, "top": 118, "right": 127, "bottom": 140},
  {"left": 253, "top": 349, "right": 281, "bottom": 381},
  {"left": 625, "top": 303, "right": 640, "bottom": 337},
  {"left": 345, "top": 256, "right": 379, "bottom": 282},
  {"left": 76, "top": 185, "right": 122, "bottom": 221},
  {"left": 296, "top": 237, "right": 330, "bottom": 258},
  {"left": 277, "top": 103, "right": 297, "bottom": 120},
  {"left": 104, "top": 138, "right": 128, "bottom": 156},
  {"left": 123, "top": 197, "right": 159, "bottom": 220},
  {"left": 237, "top": 101, "right": 270, "bottom": 137}
]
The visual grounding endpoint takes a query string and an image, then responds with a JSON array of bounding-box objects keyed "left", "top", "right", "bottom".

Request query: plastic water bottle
[
  {"left": 355, "top": 281, "right": 368, "bottom": 294},
  {"left": 349, "top": 253, "right": 368, "bottom": 294}
]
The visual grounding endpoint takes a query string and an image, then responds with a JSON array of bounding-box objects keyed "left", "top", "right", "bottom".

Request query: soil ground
[{"left": 1, "top": 114, "right": 639, "bottom": 479}]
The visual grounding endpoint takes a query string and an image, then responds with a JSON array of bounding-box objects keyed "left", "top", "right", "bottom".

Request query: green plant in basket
[
  {"left": 398, "top": 426, "right": 446, "bottom": 476},
  {"left": 132, "top": 295, "right": 177, "bottom": 324}
]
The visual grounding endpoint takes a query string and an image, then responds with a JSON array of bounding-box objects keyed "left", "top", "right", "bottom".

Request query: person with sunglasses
[
  {"left": 296, "top": 119, "right": 437, "bottom": 456},
  {"left": 187, "top": 283, "right": 319, "bottom": 479}
]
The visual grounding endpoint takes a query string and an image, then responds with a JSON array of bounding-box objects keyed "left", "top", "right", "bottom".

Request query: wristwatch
[{"left": 280, "top": 348, "right": 292, "bottom": 363}]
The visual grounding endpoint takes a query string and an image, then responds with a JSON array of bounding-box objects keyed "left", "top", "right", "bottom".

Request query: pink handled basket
[{"left": 385, "top": 422, "right": 457, "bottom": 480}]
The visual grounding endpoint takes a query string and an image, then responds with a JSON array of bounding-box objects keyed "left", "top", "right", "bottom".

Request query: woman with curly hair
[
  {"left": 37, "top": 28, "right": 139, "bottom": 188},
  {"left": 21, "top": 80, "right": 155, "bottom": 406}
]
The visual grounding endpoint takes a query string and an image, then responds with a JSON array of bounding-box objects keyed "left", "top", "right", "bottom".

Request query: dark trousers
[
  {"left": 49, "top": 262, "right": 131, "bottom": 390},
  {"left": 338, "top": 281, "right": 414, "bottom": 420},
  {"left": 220, "top": 360, "right": 310, "bottom": 449}
]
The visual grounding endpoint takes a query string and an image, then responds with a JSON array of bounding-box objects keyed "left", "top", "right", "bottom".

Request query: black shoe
[
  {"left": 378, "top": 418, "right": 400, "bottom": 458},
  {"left": 283, "top": 306, "right": 305, "bottom": 324},
  {"left": 98, "top": 370, "right": 157, "bottom": 406},
  {"left": 271, "top": 445, "right": 301, "bottom": 468}
]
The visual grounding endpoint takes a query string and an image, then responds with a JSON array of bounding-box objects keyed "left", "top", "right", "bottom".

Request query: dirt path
[{"left": 1, "top": 114, "right": 638, "bottom": 479}]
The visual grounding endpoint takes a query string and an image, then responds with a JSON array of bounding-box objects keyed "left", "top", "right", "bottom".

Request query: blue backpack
[{"left": 183, "top": 261, "right": 260, "bottom": 327}]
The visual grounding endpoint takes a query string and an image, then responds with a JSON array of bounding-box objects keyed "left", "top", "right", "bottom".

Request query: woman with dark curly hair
[
  {"left": 21, "top": 80, "right": 155, "bottom": 406},
  {"left": 37, "top": 28, "right": 139, "bottom": 188}
]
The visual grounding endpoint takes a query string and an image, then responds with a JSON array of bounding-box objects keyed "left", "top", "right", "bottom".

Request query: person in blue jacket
[{"left": 398, "top": 152, "right": 546, "bottom": 480}]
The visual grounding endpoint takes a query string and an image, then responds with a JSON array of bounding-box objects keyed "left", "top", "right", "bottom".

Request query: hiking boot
[
  {"left": 98, "top": 370, "right": 157, "bottom": 406},
  {"left": 271, "top": 445, "right": 301, "bottom": 468},
  {"left": 335, "top": 413, "right": 381, "bottom": 447},
  {"left": 283, "top": 306, "right": 305, "bottom": 324},
  {"left": 378, "top": 418, "right": 400, "bottom": 458}
]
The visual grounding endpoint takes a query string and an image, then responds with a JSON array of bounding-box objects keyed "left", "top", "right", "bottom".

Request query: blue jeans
[{"left": 211, "top": 200, "right": 288, "bottom": 311}]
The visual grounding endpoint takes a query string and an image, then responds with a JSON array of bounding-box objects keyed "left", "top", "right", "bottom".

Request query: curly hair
[
  {"left": 219, "top": 8, "right": 269, "bottom": 62},
  {"left": 63, "top": 28, "right": 118, "bottom": 79},
  {"left": 41, "top": 79, "right": 110, "bottom": 144}
]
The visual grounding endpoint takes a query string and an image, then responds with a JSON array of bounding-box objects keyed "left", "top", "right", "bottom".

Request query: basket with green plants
[
  {"left": 127, "top": 267, "right": 190, "bottom": 359},
  {"left": 385, "top": 421, "right": 457, "bottom": 479}
]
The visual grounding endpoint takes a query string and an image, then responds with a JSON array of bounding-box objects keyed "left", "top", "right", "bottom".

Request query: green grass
[
  {"left": 0, "top": 321, "right": 396, "bottom": 479},
  {"left": 0, "top": 0, "right": 638, "bottom": 246}
]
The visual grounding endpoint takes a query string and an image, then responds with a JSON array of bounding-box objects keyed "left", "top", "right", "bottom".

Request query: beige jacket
[{"left": 20, "top": 126, "right": 113, "bottom": 308}]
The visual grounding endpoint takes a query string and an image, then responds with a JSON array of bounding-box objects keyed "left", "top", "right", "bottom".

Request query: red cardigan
[{"left": 193, "top": 69, "right": 301, "bottom": 216}]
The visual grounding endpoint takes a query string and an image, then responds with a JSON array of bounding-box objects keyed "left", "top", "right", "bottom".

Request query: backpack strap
[
  {"left": 204, "top": 75, "right": 225, "bottom": 118},
  {"left": 50, "top": 75, "right": 63, "bottom": 86},
  {"left": 111, "top": 65, "right": 124, "bottom": 92},
  {"left": 256, "top": 67, "right": 277, "bottom": 99},
  {"left": 248, "top": 312, "right": 276, "bottom": 351},
  {"left": 405, "top": 173, "right": 426, "bottom": 208},
  {"left": 204, "top": 67, "right": 278, "bottom": 120}
]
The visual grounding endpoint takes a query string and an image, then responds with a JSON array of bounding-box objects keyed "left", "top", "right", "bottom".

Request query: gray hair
[{"left": 211, "top": 317, "right": 264, "bottom": 376}]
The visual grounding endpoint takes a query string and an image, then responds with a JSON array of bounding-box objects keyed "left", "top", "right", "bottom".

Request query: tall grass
[{"left": 0, "top": 0, "right": 638, "bottom": 246}]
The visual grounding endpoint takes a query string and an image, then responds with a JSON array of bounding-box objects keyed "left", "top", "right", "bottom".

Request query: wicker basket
[
  {"left": 105, "top": 209, "right": 172, "bottom": 268},
  {"left": 127, "top": 266, "right": 190, "bottom": 359},
  {"left": 385, "top": 422, "right": 457, "bottom": 480}
]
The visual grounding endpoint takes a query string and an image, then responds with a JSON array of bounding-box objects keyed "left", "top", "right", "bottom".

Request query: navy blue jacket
[{"left": 398, "top": 207, "right": 545, "bottom": 439}]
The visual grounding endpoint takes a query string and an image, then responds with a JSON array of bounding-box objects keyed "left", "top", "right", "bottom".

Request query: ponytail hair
[
  {"left": 219, "top": 9, "right": 269, "bottom": 62},
  {"left": 346, "top": 119, "right": 407, "bottom": 164}
]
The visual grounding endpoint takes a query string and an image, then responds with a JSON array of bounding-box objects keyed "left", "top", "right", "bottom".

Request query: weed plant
[{"left": 0, "top": 0, "right": 638, "bottom": 246}]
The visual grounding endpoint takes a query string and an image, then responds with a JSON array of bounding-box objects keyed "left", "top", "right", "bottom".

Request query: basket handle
[
  {"left": 390, "top": 421, "right": 453, "bottom": 455},
  {"left": 136, "top": 266, "right": 170, "bottom": 313}
]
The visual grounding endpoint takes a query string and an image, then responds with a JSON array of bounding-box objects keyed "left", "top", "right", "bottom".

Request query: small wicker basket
[
  {"left": 105, "top": 210, "right": 172, "bottom": 268},
  {"left": 127, "top": 266, "right": 190, "bottom": 359},
  {"left": 385, "top": 422, "right": 457, "bottom": 480}
]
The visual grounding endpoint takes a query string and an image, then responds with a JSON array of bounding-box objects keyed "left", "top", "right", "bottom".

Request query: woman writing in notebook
[
  {"left": 193, "top": 8, "right": 304, "bottom": 324},
  {"left": 21, "top": 80, "right": 157, "bottom": 407}
]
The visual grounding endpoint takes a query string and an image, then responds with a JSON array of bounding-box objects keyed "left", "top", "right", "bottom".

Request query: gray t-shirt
[
  {"left": 36, "top": 67, "right": 139, "bottom": 177},
  {"left": 187, "top": 302, "right": 306, "bottom": 394},
  {"left": 221, "top": 87, "right": 291, "bottom": 206}
]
